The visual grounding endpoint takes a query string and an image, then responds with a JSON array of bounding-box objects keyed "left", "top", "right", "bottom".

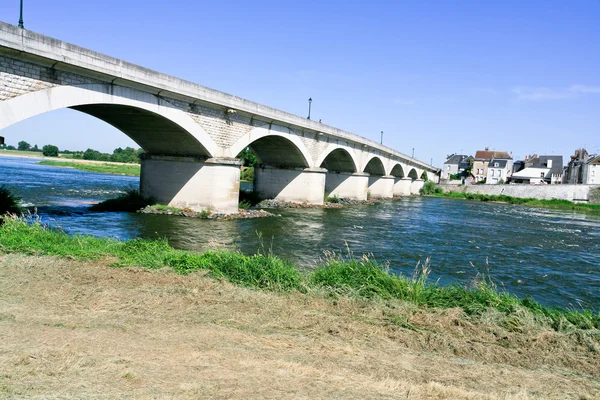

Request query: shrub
[
  {"left": 240, "top": 166, "right": 254, "bottom": 182},
  {"left": 326, "top": 194, "right": 340, "bottom": 203},
  {"left": 89, "top": 188, "right": 154, "bottom": 212},
  {"left": 42, "top": 145, "right": 59, "bottom": 157},
  {"left": 419, "top": 181, "right": 443, "bottom": 195},
  {"left": 0, "top": 186, "right": 21, "bottom": 215}
]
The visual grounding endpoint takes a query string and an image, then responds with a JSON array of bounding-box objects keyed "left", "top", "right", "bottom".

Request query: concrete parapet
[
  {"left": 394, "top": 177, "right": 413, "bottom": 196},
  {"left": 368, "top": 175, "right": 394, "bottom": 199},
  {"left": 410, "top": 179, "right": 425, "bottom": 195},
  {"left": 325, "top": 172, "right": 368, "bottom": 200},
  {"left": 140, "top": 155, "right": 241, "bottom": 213},
  {"left": 254, "top": 166, "right": 326, "bottom": 205}
]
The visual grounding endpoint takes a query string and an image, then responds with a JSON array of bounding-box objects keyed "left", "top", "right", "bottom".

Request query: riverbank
[
  {"left": 0, "top": 220, "right": 598, "bottom": 398},
  {"left": 1, "top": 217, "right": 597, "bottom": 329},
  {"left": 431, "top": 190, "right": 600, "bottom": 215},
  {"left": 38, "top": 160, "right": 140, "bottom": 176}
]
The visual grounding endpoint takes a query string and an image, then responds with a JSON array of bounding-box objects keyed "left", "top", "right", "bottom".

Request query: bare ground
[{"left": 0, "top": 254, "right": 598, "bottom": 399}]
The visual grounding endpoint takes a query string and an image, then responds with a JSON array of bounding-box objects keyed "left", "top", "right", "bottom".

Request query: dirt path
[{"left": 0, "top": 254, "right": 598, "bottom": 399}]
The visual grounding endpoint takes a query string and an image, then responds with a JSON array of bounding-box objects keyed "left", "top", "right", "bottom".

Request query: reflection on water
[{"left": 1, "top": 156, "right": 599, "bottom": 309}]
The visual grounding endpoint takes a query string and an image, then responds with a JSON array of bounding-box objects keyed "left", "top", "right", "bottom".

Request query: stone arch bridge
[{"left": 0, "top": 22, "right": 438, "bottom": 213}]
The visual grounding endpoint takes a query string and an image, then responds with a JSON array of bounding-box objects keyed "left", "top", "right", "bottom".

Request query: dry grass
[{"left": 0, "top": 254, "right": 598, "bottom": 399}]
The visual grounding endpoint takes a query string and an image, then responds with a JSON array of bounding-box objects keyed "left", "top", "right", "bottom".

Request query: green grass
[
  {"left": 38, "top": 160, "right": 140, "bottom": 176},
  {"left": 0, "top": 149, "right": 44, "bottom": 157},
  {"left": 435, "top": 190, "right": 600, "bottom": 214},
  {"left": 0, "top": 217, "right": 598, "bottom": 332}
]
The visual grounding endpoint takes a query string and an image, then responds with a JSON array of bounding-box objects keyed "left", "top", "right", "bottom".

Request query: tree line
[{"left": 0, "top": 141, "right": 143, "bottom": 164}]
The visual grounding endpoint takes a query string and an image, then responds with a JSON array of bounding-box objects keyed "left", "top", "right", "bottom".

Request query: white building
[
  {"left": 583, "top": 155, "right": 600, "bottom": 184},
  {"left": 485, "top": 159, "right": 513, "bottom": 184},
  {"left": 510, "top": 155, "right": 563, "bottom": 184}
]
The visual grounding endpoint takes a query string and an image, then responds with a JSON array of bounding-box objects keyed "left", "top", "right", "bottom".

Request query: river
[{"left": 1, "top": 156, "right": 598, "bottom": 309}]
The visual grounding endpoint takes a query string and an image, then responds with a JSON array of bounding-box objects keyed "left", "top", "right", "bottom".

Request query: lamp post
[
  {"left": 18, "top": 0, "right": 24, "bottom": 28},
  {"left": 380, "top": 131, "right": 383, "bottom": 144},
  {"left": 412, "top": 148, "right": 415, "bottom": 158},
  {"left": 307, "top": 97, "right": 312, "bottom": 120}
]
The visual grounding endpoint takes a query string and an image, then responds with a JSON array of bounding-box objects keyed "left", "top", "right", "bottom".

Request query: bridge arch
[
  {"left": 388, "top": 163, "right": 405, "bottom": 178},
  {"left": 363, "top": 156, "right": 386, "bottom": 176},
  {"left": 408, "top": 168, "right": 419, "bottom": 179},
  {"left": 0, "top": 84, "right": 218, "bottom": 157},
  {"left": 229, "top": 124, "right": 312, "bottom": 168},
  {"left": 317, "top": 146, "right": 358, "bottom": 173}
]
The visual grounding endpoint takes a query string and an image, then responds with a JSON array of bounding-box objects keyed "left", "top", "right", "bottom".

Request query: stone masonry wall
[{"left": 441, "top": 184, "right": 600, "bottom": 203}]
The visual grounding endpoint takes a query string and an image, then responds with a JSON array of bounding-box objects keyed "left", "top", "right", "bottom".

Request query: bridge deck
[{"left": 0, "top": 21, "right": 436, "bottom": 172}]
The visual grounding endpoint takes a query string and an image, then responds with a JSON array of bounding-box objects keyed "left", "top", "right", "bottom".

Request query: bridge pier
[
  {"left": 410, "top": 179, "right": 425, "bottom": 195},
  {"left": 140, "top": 155, "right": 241, "bottom": 213},
  {"left": 325, "top": 172, "right": 368, "bottom": 200},
  {"left": 254, "top": 166, "right": 326, "bottom": 205},
  {"left": 393, "top": 177, "right": 413, "bottom": 196},
  {"left": 368, "top": 175, "right": 394, "bottom": 199}
]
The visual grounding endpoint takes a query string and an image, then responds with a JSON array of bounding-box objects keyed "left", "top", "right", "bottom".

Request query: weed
[{"left": 326, "top": 194, "right": 340, "bottom": 203}]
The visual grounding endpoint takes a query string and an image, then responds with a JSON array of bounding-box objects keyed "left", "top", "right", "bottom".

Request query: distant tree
[
  {"left": 42, "top": 144, "right": 59, "bottom": 157},
  {"left": 17, "top": 141, "right": 31, "bottom": 151},
  {"left": 110, "top": 147, "right": 143, "bottom": 164},
  {"left": 32, "top": 144, "right": 39, "bottom": 152},
  {"left": 83, "top": 148, "right": 110, "bottom": 161},
  {"left": 6, "top": 145, "right": 16, "bottom": 150},
  {"left": 236, "top": 147, "right": 259, "bottom": 167},
  {"left": 421, "top": 171, "right": 428, "bottom": 182}
]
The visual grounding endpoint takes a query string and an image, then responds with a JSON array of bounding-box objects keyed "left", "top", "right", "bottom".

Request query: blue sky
[{"left": 1, "top": 0, "right": 599, "bottom": 167}]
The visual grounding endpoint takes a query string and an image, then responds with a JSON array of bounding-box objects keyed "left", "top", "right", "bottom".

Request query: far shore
[{"left": 0, "top": 149, "right": 135, "bottom": 166}]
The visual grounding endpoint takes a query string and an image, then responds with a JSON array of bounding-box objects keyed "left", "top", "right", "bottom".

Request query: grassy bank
[
  {"left": 3, "top": 255, "right": 598, "bottom": 399},
  {"left": 0, "top": 217, "right": 597, "bottom": 332},
  {"left": 421, "top": 182, "right": 600, "bottom": 214},
  {"left": 38, "top": 160, "right": 140, "bottom": 176}
]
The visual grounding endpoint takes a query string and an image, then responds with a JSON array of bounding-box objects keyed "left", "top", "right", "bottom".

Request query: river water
[{"left": 1, "top": 156, "right": 598, "bottom": 309}]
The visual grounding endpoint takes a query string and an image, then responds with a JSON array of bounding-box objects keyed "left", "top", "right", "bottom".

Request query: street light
[
  {"left": 18, "top": 0, "right": 24, "bottom": 29},
  {"left": 380, "top": 131, "right": 383, "bottom": 144},
  {"left": 307, "top": 97, "right": 312, "bottom": 120},
  {"left": 412, "top": 148, "right": 415, "bottom": 158}
]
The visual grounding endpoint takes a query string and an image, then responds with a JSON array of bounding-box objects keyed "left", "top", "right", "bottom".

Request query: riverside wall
[{"left": 441, "top": 184, "right": 600, "bottom": 203}]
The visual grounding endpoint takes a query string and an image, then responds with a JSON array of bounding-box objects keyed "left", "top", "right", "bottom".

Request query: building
[
  {"left": 485, "top": 158, "right": 513, "bottom": 184},
  {"left": 512, "top": 160, "right": 525, "bottom": 174},
  {"left": 564, "top": 148, "right": 598, "bottom": 184},
  {"left": 510, "top": 155, "right": 563, "bottom": 184},
  {"left": 582, "top": 155, "right": 600, "bottom": 184},
  {"left": 565, "top": 148, "right": 589, "bottom": 184},
  {"left": 472, "top": 148, "right": 512, "bottom": 183},
  {"left": 442, "top": 154, "right": 472, "bottom": 179}
]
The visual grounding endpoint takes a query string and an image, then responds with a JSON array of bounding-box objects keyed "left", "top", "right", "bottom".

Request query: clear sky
[{"left": 1, "top": 0, "right": 599, "bottom": 167}]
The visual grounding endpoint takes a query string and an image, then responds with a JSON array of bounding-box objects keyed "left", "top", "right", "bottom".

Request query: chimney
[{"left": 485, "top": 147, "right": 489, "bottom": 151}]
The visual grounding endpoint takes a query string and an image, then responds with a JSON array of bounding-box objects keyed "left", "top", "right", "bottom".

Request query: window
[
  {"left": 494, "top": 162, "right": 499, "bottom": 167},
  {"left": 498, "top": 170, "right": 502, "bottom": 177},
  {"left": 447, "top": 165, "right": 451, "bottom": 171},
  {"left": 491, "top": 170, "right": 495, "bottom": 177},
  {"left": 540, "top": 172, "right": 545, "bottom": 178}
]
